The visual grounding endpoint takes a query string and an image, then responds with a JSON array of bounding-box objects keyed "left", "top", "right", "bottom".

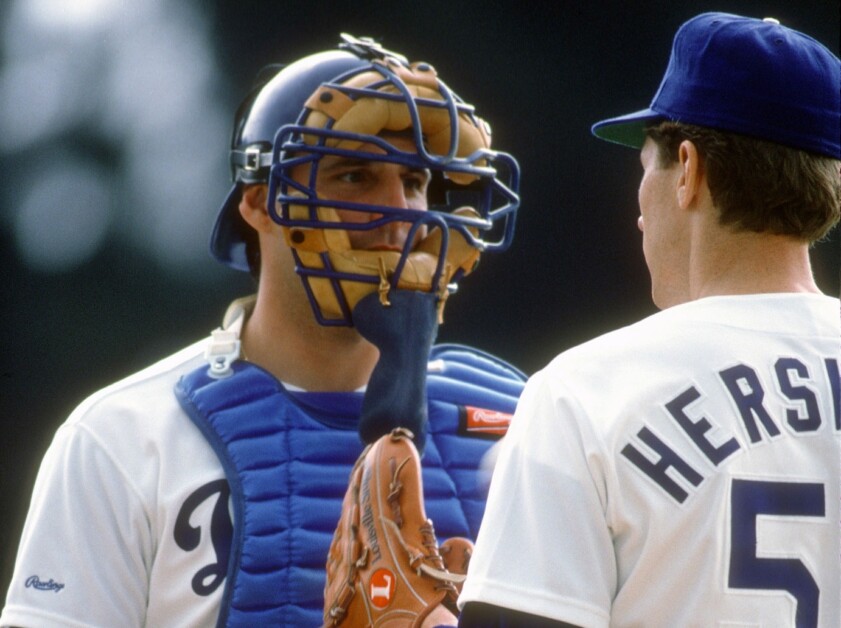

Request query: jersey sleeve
[
  {"left": 1, "top": 422, "right": 152, "bottom": 628},
  {"left": 458, "top": 369, "right": 615, "bottom": 628}
]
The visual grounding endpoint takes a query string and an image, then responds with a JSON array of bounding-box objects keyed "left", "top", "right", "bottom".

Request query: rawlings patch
[{"left": 459, "top": 406, "right": 512, "bottom": 438}]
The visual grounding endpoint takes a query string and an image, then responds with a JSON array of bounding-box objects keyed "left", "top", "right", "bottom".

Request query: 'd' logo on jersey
[
  {"left": 369, "top": 568, "right": 395, "bottom": 608},
  {"left": 173, "top": 479, "right": 233, "bottom": 596},
  {"left": 460, "top": 406, "right": 512, "bottom": 438}
]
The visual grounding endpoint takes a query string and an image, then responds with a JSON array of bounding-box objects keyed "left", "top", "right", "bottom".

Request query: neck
[
  {"left": 241, "top": 281, "right": 380, "bottom": 392},
  {"left": 689, "top": 225, "right": 820, "bottom": 301}
]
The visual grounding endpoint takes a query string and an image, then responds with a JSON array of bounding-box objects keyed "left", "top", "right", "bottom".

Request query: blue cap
[{"left": 591, "top": 13, "right": 841, "bottom": 158}]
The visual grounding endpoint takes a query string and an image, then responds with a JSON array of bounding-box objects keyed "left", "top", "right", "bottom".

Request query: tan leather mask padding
[
  {"left": 281, "top": 200, "right": 352, "bottom": 253},
  {"left": 301, "top": 59, "right": 491, "bottom": 185}
]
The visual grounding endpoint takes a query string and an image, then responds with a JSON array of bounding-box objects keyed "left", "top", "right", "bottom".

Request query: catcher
[{"left": 1, "top": 35, "right": 524, "bottom": 627}]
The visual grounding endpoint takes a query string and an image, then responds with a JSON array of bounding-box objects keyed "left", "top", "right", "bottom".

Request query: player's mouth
[{"left": 368, "top": 244, "right": 405, "bottom": 253}]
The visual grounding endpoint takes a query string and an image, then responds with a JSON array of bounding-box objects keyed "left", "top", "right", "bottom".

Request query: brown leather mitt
[{"left": 323, "top": 428, "right": 466, "bottom": 627}]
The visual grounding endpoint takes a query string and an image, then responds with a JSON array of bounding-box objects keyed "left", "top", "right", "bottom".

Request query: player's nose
[
  {"left": 376, "top": 174, "right": 411, "bottom": 210},
  {"left": 374, "top": 217, "right": 414, "bottom": 250}
]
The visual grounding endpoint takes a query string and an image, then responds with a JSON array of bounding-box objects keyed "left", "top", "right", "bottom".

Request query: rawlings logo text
[{"left": 25, "top": 575, "right": 64, "bottom": 593}]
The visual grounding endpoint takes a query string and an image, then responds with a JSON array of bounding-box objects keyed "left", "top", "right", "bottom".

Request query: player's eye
[
  {"left": 403, "top": 170, "right": 430, "bottom": 193},
  {"left": 336, "top": 169, "right": 367, "bottom": 184}
]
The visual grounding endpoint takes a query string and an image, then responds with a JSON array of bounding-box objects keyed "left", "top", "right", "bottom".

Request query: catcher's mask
[{"left": 212, "top": 34, "right": 520, "bottom": 326}]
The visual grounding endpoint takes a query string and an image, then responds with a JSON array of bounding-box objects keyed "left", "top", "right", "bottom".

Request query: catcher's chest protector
[{"left": 175, "top": 346, "right": 524, "bottom": 627}]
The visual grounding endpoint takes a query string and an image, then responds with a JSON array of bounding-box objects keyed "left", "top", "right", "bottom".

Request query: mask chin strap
[{"left": 352, "top": 289, "right": 440, "bottom": 453}]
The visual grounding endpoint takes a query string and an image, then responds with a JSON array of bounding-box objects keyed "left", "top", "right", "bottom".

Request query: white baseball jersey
[{"left": 461, "top": 293, "right": 840, "bottom": 627}]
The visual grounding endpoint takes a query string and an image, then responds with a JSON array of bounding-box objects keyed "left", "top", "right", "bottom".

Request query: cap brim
[
  {"left": 210, "top": 183, "right": 251, "bottom": 272},
  {"left": 590, "top": 108, "right": 665, "bottom": 149}
]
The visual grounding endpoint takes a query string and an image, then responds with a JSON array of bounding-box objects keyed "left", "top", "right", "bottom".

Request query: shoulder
[
  {"left": 429, "top": 343, "right": 526, "bottom": 386},
  {"left": 519, "top": 306, "right": 704, "bottom": 435},
  {"left": 548, "top": 293, "right": 840, "bottom": 379},
  {"left": 67, "top": 338, "right": 207, "bottom": 426},
  {"left": 540, "top": 310, "right": 668, "bottom": 378},
  {"left": 427, "top": 343, "right": 526, "bottom": 411},
  {"left": 425, "top": 344, "right": 525, "bottom": 438},
  {"left": 56, "top": 338, "right": 210, "bottom": 464},
  {"left": 526, "top": 293, "right": 840, "bottom": 433},
  {"left": 39, "top": 336, "right": 223, "bottom": 508}
]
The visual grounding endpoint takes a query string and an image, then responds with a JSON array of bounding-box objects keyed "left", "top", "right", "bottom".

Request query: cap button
[{"left": 762, "top": 17, "right": 780, "bottom": 24}]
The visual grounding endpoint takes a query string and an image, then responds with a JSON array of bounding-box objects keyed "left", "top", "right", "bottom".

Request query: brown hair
[{"left": 645, "top": 121, "right": 841, "bottom": 243}]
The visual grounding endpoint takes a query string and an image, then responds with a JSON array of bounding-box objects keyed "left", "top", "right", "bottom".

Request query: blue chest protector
[{"left": 174, "top": 343, "right": 525, "bottom": 628}]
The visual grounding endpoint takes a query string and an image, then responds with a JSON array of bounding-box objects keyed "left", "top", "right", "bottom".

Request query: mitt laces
[{"left": 384, "top": 454, "right": 464, "bottom": 590}]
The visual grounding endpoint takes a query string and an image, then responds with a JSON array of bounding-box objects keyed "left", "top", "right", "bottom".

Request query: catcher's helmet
[{"left": 211, "top": 34, "right": 520, "bottom": 325}]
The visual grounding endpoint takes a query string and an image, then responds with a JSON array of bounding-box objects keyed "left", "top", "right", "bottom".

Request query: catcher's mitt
[{"left": 324, "top": 428, "right": 472, "bottom": 627}]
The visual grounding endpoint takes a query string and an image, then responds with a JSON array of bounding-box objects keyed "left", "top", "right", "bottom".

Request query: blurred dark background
[{"left": 2, "top": 0, "right": 838, "bottom": 596}]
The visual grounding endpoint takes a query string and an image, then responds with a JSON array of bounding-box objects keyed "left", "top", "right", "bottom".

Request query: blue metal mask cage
[{"left": 266, "top": 58, "right": 520, "bottom": 326}]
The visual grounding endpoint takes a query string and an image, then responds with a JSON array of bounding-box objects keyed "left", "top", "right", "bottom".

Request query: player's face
[
  {"left": 638, "top": 138, "right": 690, "bottom": 309},
  {"left": 292, "top": 134, "right": 431, "bottom": 253}
]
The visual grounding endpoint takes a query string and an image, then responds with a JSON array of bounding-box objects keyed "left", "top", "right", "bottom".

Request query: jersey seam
[{"left": 70, "top": 422, "right": 150, "bottom": 519}]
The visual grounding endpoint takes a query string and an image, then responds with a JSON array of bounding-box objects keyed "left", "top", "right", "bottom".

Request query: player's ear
[
  {"left": 676, "top": 140, "right": 703, "bottom": 210},
  {"left": 238, "top": 184, "right": 273, "bottom": 233}
]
